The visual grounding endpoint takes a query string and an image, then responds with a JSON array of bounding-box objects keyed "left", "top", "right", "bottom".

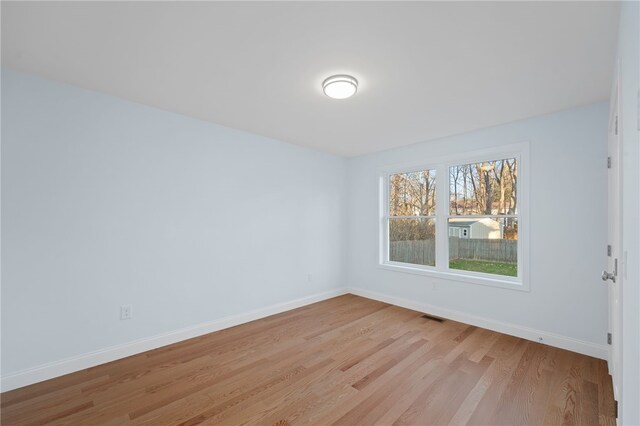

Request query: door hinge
[
  {"left": 607, "top": 332, "right": 612, "bottom": 345},
  {"left": 614, "top": 399, "right": 618, "bottom": 418},
  {"left": 615, "top": 115, "right": 618, "bottom": 135},
  {"left": 607, "top": 245, "right": 612, "bottom": 256},
  {"left": 608, "top": 157, "right": 612, "bottom": 169}
]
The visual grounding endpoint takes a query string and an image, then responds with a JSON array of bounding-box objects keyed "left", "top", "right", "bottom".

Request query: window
[
  {"left": 387, "top": 169, "right": 436, "bottom": 266},
  {"left": 448, "top": 158, "right": 518, "bottom": 278},
  {"left": 380, "top": 144, "right": 528, "bottom": 290}
]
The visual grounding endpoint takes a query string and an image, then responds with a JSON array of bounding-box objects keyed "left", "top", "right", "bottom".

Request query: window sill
[{"left": 378, "top": 261, "right": 529, "bottom": 292}]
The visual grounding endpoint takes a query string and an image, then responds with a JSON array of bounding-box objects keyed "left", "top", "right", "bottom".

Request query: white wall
[
  {"left": 616, "top": 2, "right": 640, "bottom": 424},
  {"left": 347, "top": 103, "right": 609, "bottom": 353},
  {"left": 1, "top": 70, "right": 347, "bottom": 382}
]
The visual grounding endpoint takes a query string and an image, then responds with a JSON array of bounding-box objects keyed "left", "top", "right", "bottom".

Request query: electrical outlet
[{"left": 120, "top": 305, "right": 132, "bottom": 320}]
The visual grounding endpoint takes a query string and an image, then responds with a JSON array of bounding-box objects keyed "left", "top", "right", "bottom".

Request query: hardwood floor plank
[
  {"left": 391, "top": 352, "right": 474, "bottom": 425},
  {"left": 458, "top": 336, "right": 530, "bottom": 424},
  {"left": 0, "top": 295, "right": 616, "bottom": 426},
  {"left": 352, "top": 339, "right": 427, "bottom": 391}
]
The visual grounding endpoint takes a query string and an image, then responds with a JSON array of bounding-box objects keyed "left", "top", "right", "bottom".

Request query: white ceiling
[{"left": 2, "top": 1, "right": 619, "bottom": 157}]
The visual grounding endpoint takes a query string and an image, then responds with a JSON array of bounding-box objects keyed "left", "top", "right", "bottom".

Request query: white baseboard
[
  {"left": 347, "top": 287, "right": 608, "bottom": 360},
  {"left": 0, "top": 288, "right": 348, "bottom": 392},
  {"left": 2, "top": 287, "right": 607, "bottom": 392}
]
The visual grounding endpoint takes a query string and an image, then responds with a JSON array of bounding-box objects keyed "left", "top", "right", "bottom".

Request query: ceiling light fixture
[{"left": 322, "top": 74, "right": 358, "bottom": 100}]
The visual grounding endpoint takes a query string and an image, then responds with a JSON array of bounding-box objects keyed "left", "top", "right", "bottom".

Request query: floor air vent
[{"left": 421, "top": 314, "right": 445, "bottom": 322}]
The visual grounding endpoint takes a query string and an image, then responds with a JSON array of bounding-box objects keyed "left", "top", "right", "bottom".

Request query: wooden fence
[
  {"left": 390, "top": 237, "right": 517, "bottom": 265},
  {"left": 450, "top": 237, "right": 517, "bottom": 262},
  {"left": 390, "top": 239, "right": 436, "bottom": 266}
]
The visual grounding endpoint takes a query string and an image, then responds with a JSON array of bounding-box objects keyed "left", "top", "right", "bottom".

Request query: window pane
[
  {"left": 390, "top": 170, "right": 436, "bottom": 216},
  {"left": 448, "top": 217, "right": 517, "bottom": 277},
  {"left": 389, "top": 218, "right": 435, "bottom": 266},
  {"left": 449, "top": 158, "right": 517, "bottom": 215}
]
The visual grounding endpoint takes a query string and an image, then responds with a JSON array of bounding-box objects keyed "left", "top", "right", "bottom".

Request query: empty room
[{"left": 1, "top": 1, "right": 639, "bottom": 425}]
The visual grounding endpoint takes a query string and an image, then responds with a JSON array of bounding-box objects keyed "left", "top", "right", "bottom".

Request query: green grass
[{"left": 449, "top": 259, "right": 517, "bottom": 277}]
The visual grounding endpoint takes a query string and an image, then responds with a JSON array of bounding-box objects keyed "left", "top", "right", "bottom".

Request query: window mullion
[{"left": 435, "top": 164, "right": 449, "bottom": 272}]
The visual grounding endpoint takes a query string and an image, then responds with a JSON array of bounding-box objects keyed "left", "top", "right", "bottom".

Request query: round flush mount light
[{"left": 322, "top": 74, "right": 358, "bottom": 99}]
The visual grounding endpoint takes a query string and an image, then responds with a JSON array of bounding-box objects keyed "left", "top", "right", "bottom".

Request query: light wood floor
[{"left": 1, "top": 294, "right": 616, "bottom": 425}]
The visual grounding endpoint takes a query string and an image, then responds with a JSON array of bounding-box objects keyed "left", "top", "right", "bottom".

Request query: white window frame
[{"left": 378, "top": 142, "right": 530, "bottom": 292}]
